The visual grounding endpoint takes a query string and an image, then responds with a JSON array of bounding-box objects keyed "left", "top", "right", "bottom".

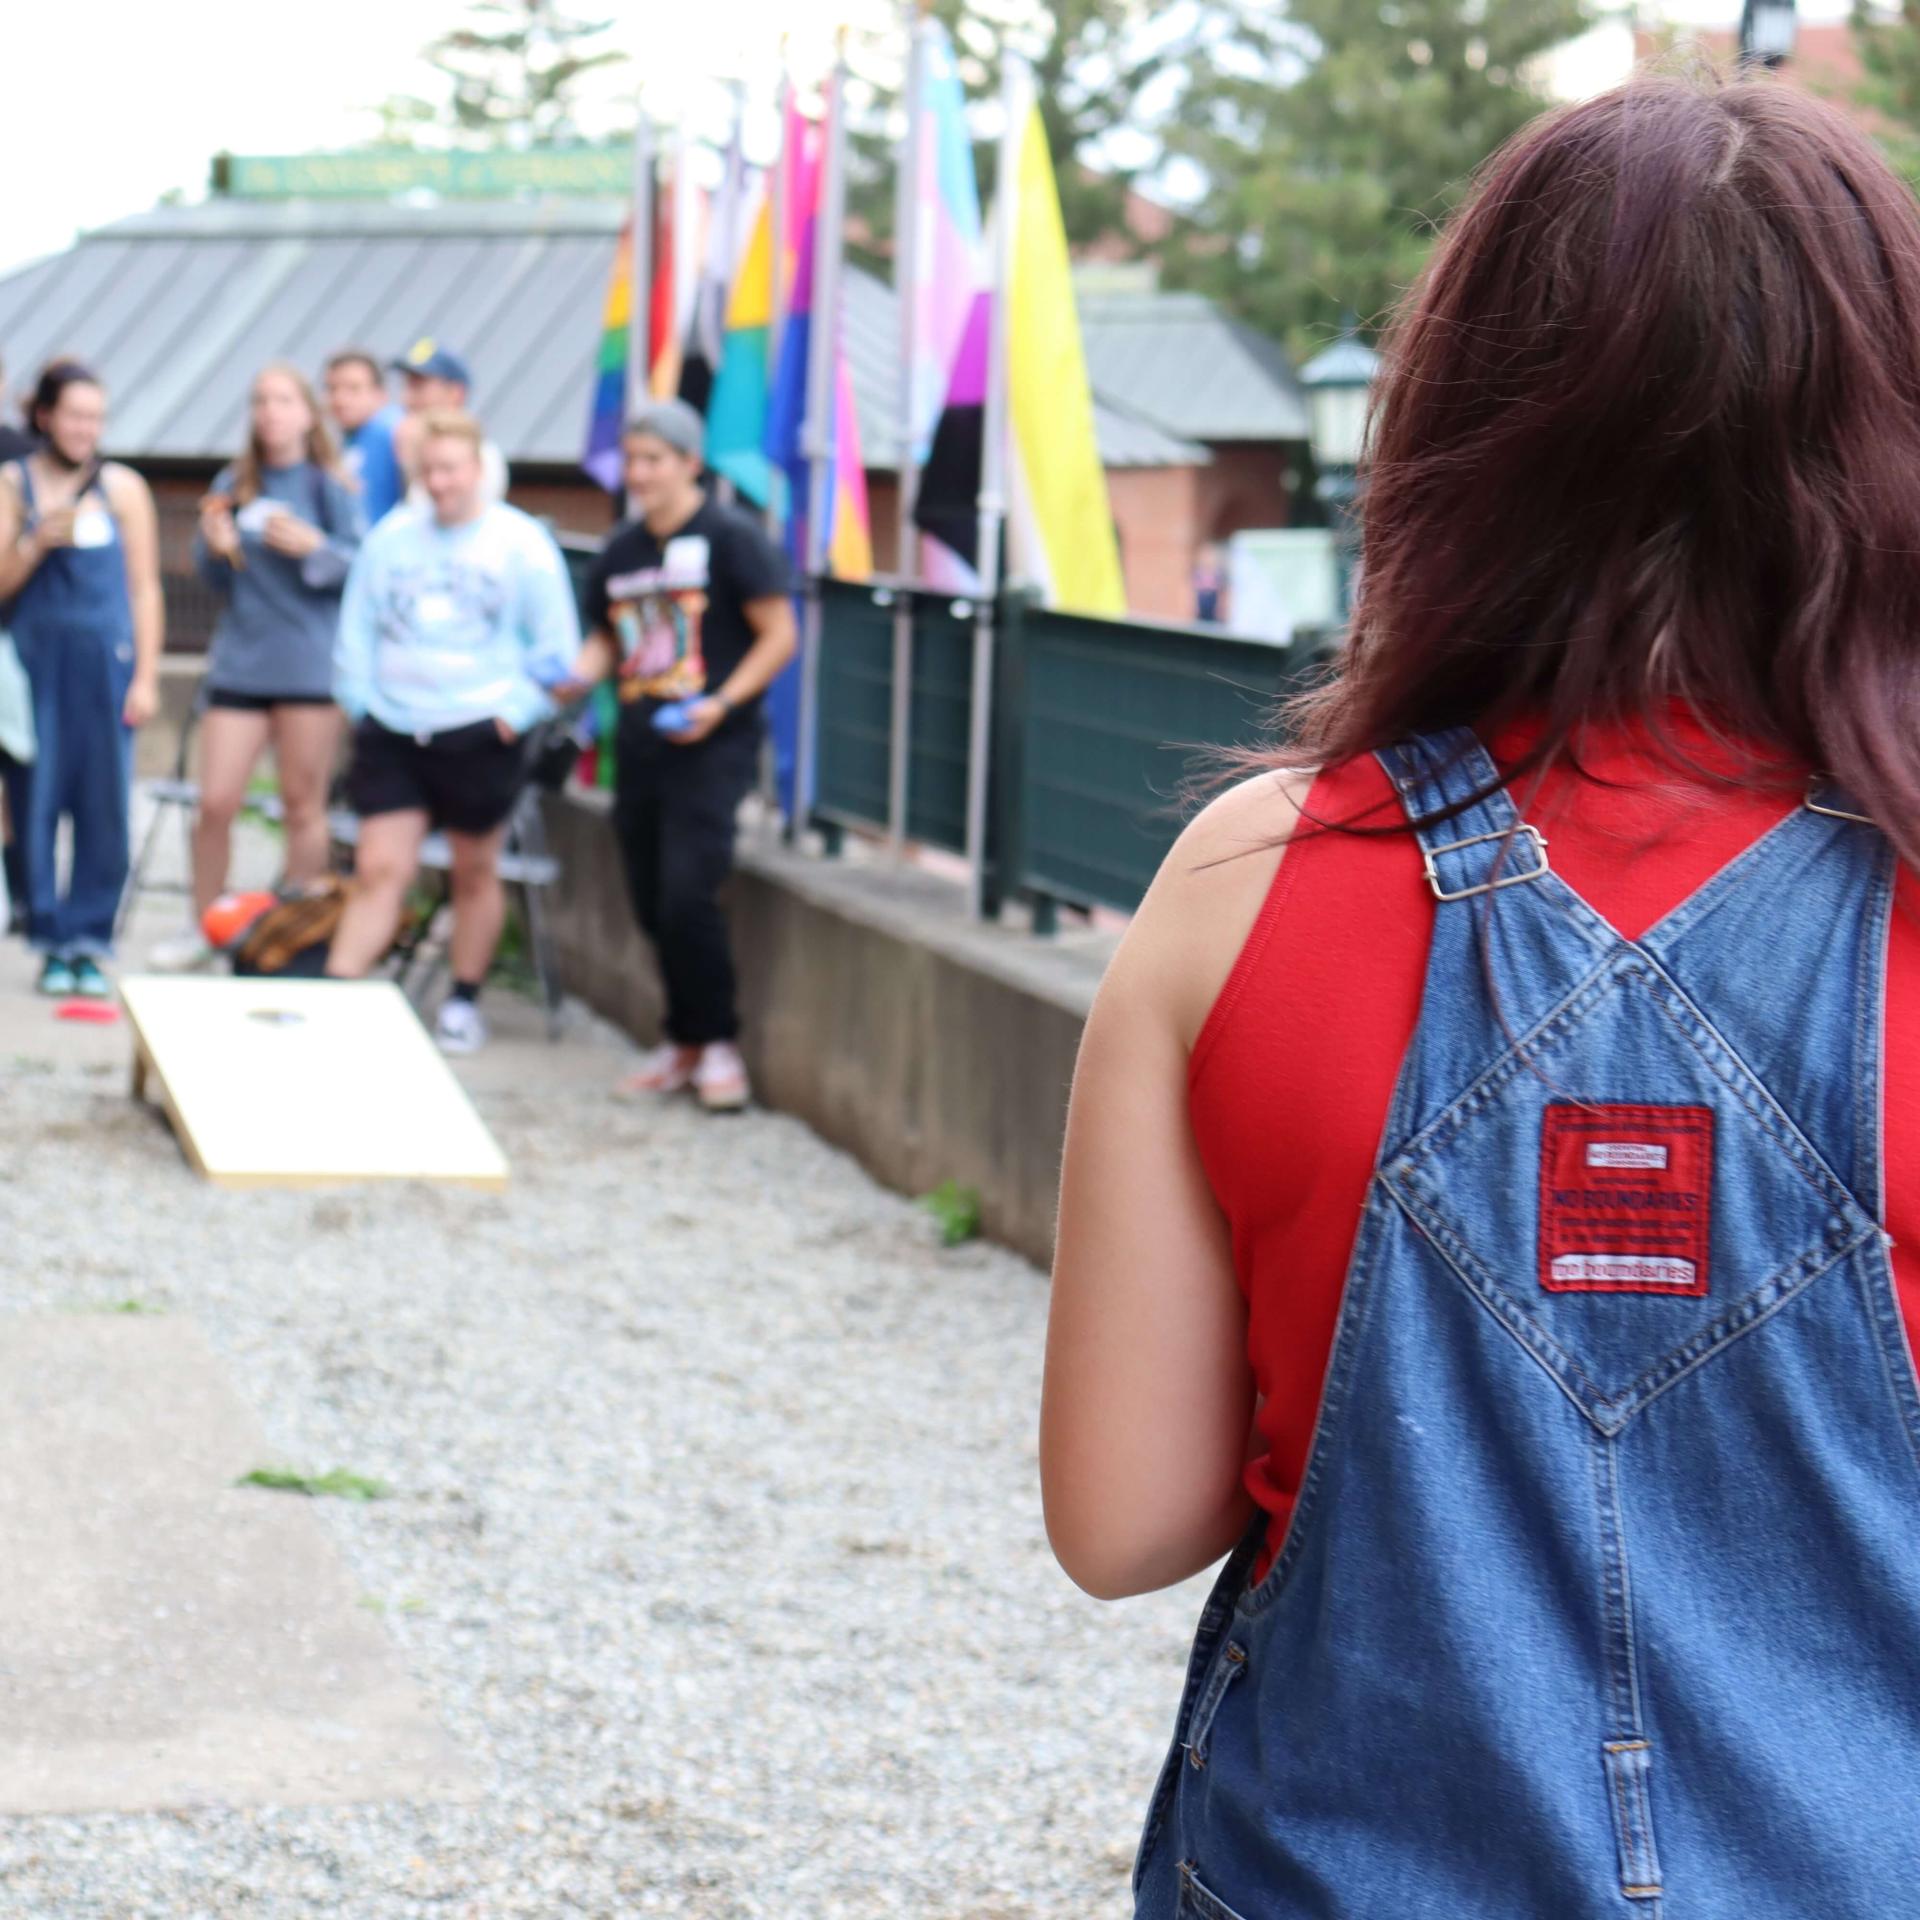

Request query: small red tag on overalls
[{"left": 1539, "top": 1104, "right": 1712, "bottom": 1295}]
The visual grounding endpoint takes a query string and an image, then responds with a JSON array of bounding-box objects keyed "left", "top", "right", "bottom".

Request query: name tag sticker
[
  {"left": 71, "top": 507, "right": 113, "bottom": 549},
  {"left": 1539, "top": 1104, "right": 1712, "bottom": 1296},
  {"left": 661, "top": 535, "right": 710, "bottom": 587},
  {"left": 415, "top": 591, "right": 457, "bottom": 627}
]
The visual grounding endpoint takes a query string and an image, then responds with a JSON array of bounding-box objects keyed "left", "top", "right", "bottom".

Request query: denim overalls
[
  {"left": 7, "top": 460, "right": 135, "bottom": 957},
  {"left": 1135, "top": 727, "right": 1920, "bottom": 1920}
]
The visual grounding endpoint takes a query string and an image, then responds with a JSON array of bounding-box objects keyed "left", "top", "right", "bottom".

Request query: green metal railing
[
  {"left": 997, "top": 598, "right": 1328, "bottom": 924},
  {"left": 810, "top": 575, "right": 1337, "bottom": 924},
  {"left": 812, "top": 577, "right": 976, "bottom": 854}
]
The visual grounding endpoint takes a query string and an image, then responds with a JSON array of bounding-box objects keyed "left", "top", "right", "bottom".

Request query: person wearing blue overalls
[
  {"left": 0, "top": 363, "right": 163, "bottom": 997},
  {"left": 1045, "top": 78, "right": 1920, "bottom": 1920}
]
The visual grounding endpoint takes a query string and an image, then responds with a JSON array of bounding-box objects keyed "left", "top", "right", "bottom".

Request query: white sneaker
[
  {"left": 616, "top": 1042, "right": 698, "bottom": 1097},
  {"left": 693, "top": 1041, "right": 750, "bottom": 1113},
  {"left": 147, "top": 929, "right": 212, "bottom": 972},
  {"left": 435, "top": 997, "right": 487, "bottom": 1054}
]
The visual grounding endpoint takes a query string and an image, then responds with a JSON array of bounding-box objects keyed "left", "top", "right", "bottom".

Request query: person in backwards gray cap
[
  {"left": 564, "top": 398, "right": 795, "bottom": 1112},
  {"left": 390, "top": 338, "right": 509, "bottom": 509}
]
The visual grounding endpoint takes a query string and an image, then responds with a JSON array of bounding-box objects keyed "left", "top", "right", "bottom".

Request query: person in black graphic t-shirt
[{"left": 568, "top": 399, "right": 794, "bottom": 1111}]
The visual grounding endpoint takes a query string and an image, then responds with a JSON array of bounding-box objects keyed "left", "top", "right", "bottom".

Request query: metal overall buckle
[
  {"left": 1422, "top": 824, "right": 1551, "bottom": 902},
  {"left": 1805, "top": 780, "right": 1874, "bottom": 827}
]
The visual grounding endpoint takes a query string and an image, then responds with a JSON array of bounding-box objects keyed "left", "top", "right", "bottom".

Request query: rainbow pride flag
[
  {"left": 764, "top": 88, "right": 871, "bottom": 579},
  {"left": 582, "top": 219, "right": 637, "bottom": 493},
  {"left": 706, "top": 187, "right": 775, "bottom": 504}
]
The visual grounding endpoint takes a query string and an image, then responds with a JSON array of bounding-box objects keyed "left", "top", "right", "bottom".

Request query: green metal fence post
[{"left": 987, "top": 587, "right": 1036, "bottom": 925}]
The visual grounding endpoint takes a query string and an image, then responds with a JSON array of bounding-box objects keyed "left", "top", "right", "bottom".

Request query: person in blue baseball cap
[{"left": 390, "top": 338, "right": 509, "bottom": 510}]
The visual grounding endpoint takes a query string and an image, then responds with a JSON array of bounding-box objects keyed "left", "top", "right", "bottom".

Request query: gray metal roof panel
[
  {"left": 99, "top": 198, "right": 628, "bottom": 242},
  {"left": 1077, "top": 291, "right": 1309, "bottom": 444},
  {"left": 1088, "top": 397, "right": 1210, "bottom": 468},
  {"left": 485, "top": 239, "right": 616, "bottom": 462},
  {"left": 88, "top": 241, "right": 255, "bottom": 412},
  {"left": 0, "top": 257, "right": 61, "bottom": 358},
  {"left": 0, "top": 242, "right": 136, "bottom": 392}
]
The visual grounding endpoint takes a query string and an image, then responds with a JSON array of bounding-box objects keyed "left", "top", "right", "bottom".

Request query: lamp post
[
  {"left": 1739, "top": 0, "right": 1796, "bottom": 69},
  {"left": 1299, "top": 328, "right": 1381, "bottom": 625}
]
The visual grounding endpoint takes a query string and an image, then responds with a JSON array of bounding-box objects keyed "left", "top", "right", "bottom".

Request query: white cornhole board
[{"left": 121, "top": 977, "right": 508, "bottom": 1190}]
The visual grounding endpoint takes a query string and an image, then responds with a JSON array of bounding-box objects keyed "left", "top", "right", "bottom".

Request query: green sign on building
[{"left": 215, "top": 146, "right": 631, "bottom": 200}]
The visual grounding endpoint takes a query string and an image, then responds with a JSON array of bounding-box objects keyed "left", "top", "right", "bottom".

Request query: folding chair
[{"left": 119, "top": 683, "right": 208, "bottom": 939}]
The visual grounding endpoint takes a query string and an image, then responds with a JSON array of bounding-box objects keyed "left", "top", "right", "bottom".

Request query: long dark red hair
[{"left": 1281, "top": 74, "right": 1920, "bottom": 862}]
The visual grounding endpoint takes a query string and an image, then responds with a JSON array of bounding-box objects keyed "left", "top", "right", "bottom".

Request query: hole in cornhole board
[{"left": 120, "top": 978, "right": 508, "bottom": 1190}]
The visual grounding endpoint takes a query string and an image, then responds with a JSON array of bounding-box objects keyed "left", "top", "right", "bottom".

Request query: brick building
[{"left": 0, "top": 192, "right": 1309, "bottom": 634}]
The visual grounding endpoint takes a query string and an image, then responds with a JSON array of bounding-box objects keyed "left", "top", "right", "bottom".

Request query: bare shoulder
[
  {"left": 1172, "top": 765, "right": 1316, "bottom": 877},
  {"left": 100, "top": 463, "right": 154, "bottom": 511},
  {"left": 1105, "top": 766, "right": 1317, "bottom": 1053}
]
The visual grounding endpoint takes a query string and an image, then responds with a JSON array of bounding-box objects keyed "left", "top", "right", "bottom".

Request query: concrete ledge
[{"left": 540, "top": 790, "right": 1112, "bottom": 1267}]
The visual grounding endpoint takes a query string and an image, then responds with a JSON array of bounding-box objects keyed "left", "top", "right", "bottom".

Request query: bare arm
[
  {"left": 1041, "top": 769, "right": 1311, "bottom": 1600},
  {"left": 564, "top": 627, "right": 620, "bottom": 690},
  {"left": 0, "top": 470, "right": 36, "bottom": 602},
  {"left": 713, "top": 593, "right": 798, "bottom": 708},
  {"left": 107, "top": 466, "right": 165, "bottom": 725}
]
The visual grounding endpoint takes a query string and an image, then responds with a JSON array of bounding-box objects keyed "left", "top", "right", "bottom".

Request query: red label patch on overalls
[{"left": 1539, "top": 1105, "right": 1712, "bottom": 1295}]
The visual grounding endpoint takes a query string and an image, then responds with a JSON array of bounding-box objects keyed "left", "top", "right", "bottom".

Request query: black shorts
[
  {"left": 345, "top": 718, "right": 528, "bottom": 836},
  {"left": 205, "top": 687, "right": 337, "bottom": 712}
]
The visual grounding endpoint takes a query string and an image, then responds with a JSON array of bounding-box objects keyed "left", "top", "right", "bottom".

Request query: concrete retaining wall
[{"left": 539, "top": 791, "right": 1111, "bottom": 1268}]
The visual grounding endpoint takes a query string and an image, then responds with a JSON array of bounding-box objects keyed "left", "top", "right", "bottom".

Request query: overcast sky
[
  {"left": 0, "top": 0, "right": 890, "bottom": 275},
  {"left": 0, "top": 0, "right": 1862, "bottom": 279}
]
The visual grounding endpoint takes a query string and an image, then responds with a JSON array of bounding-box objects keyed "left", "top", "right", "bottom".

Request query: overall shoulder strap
[{"left": 1375, "top": 727, "right": 1549, "bottom": 906}]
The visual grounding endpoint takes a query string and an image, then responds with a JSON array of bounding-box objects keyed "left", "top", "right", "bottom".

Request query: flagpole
[
  {"left": 889, "top": 0, "right": 932, "bottom": 856},
  {"left": 966, "top": 54, "right": 1024, "bottom": 920},
  {"left": 710, "top": 81, "right": 749, "bottom": 505},
  {"left": 796, "top": 45, "right": 851, "bottom": 841},
  {"left": 768, "top": 61, "right": 793, "bottom": 397},
  {"left": 762, "top": 61, "right": 795, "bottom": 821},
  {"left": 672, "top": 118, "right": 701, "bottom": 392}
]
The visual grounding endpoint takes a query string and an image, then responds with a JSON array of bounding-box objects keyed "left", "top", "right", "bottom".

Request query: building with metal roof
[
  {"left": 0, "top": 195, "right": 1308, "bottom": 619},
  {"left": 1076, "top": 289, "right": 1310, "bottom": 447}
]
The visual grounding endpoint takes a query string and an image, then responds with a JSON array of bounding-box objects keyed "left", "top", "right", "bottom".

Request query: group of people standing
[{"left": 0, "top": 336, "right": 795, "bottom": 1109}]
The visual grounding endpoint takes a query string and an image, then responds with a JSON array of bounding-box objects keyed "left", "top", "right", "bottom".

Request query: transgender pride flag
[
  {"left": 903, "top": 21, "right": 985, "bottom": 588},
  {"left": 904, "top": 23, "right": 983, "bottom": 469}
]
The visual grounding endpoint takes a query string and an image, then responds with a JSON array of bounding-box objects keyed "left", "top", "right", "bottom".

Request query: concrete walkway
[{"left": 0, "top": 818, "right": 1207, "bottom": 1916}]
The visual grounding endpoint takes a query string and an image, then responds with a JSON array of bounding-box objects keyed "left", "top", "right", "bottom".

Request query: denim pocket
[
  {"left": 1180, "top": 1640, "right": 1247, "bottom": 1771},
  {"left": 1178, "top": 1861, "right": 1252, "bottom": 1920}
]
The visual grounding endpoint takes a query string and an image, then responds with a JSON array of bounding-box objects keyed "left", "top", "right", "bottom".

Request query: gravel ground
[{"left": 0, "top": 902, "right": 1207, "bottom": 1915}]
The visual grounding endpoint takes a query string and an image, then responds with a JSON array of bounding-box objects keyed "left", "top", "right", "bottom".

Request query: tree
[
  {"left": 1161, "top": 0, "right": 1589, "bottom": 352},
  {"left": 377, "top": 0, "right": 629, "bottom": 147},
  {"left": 1849, "top": 2, "right": 1920, "bottom": 184}
]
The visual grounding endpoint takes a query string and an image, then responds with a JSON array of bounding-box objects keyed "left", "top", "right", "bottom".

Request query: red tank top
[{"left": 1190, "top": 713, "right": 1920, "bottom": 1575}]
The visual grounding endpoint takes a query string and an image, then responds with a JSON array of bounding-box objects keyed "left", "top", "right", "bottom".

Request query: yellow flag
[{"left": 1007, "top": 103, "right": 1126, "bottom": 617}]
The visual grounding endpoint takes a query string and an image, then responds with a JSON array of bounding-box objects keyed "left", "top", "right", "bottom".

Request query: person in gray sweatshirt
[{"left": 151, "top": 362, "right": 364, "bottom": 969}]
